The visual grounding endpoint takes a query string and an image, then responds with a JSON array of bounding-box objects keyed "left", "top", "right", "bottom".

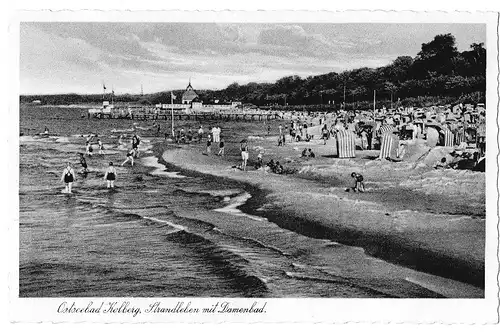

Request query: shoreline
[{"left": 157, "top": 143, "right": 484, "bottom": 290}]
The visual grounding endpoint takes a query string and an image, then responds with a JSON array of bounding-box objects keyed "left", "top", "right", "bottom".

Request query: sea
[{"left": 19, "top": 105, "right": 482, "bottom": 298}]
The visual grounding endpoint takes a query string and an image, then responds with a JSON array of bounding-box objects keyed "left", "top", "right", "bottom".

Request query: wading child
[
  {"left": 121, "top": 149, "right": 135, "bottom": 166},
  {"left": 104, "top": 162, "right": 117, "bottom": 188},
  {"left": 61, "top": 162, "right": 76, "bottom": 194}
]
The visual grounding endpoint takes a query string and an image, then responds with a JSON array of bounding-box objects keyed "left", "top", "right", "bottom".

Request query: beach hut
[
  {"left": 379, "top": 132, "right": 399, "bottom": 160},
  {"left": 336, "top": 129, "right": 356, "bottom": 158}
]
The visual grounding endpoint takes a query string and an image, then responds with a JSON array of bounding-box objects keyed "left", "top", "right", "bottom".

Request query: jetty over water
[{"left": 87, "top": 102, "right": 282, "bottom": 121}]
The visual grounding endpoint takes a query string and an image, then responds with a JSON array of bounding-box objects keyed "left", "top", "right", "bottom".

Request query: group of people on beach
[
  {"left": 60, "top": 133, "right": 141, "bottom": 194},
  {"left": 276, "top": 121, "right": 313, "bottom": 146},
  {"left": 85, "top": 134, "right": 105, "bottom": 156}
]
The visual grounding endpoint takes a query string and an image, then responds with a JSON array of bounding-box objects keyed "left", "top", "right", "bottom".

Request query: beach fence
[{"left": 336, "top": 129, "right": 356, "bottom": 158}]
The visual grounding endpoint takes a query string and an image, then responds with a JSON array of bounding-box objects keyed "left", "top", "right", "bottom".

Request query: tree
[{"left": 413, "top": 33, "right": 459, "bottom": 77}]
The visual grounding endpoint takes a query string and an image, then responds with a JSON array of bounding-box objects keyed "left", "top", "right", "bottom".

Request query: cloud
[{"left": 20, "top": 23, "right": 486, "bottom": 94}]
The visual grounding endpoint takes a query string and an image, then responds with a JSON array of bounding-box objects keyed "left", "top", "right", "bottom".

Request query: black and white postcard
[{"left": 5, "top": 5, "right": 500, "bottom": 325}]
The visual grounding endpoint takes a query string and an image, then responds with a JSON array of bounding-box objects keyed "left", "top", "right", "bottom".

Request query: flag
[
  {"left": 171, "top": 92, "right": 176, "bottom": 100},
  {"left": 103, "top": 84, "right": 107, "bottom": 90}
]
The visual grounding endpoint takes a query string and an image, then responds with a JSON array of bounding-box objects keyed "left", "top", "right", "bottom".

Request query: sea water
[{"left": 19, "top": 106, "right": 481, "bottom": 298}]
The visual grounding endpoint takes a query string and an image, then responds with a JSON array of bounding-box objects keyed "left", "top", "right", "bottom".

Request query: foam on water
[{"left": 141, "top": 156, "right": 186, "bottom": 178}]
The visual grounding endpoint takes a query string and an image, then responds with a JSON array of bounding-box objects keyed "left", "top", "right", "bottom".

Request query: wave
[
  {"left": 163, "top": 229, "right": 269, "bottom": 297},
  {"left": 141, "top": 156, "right": 186, "bottom": 178}
]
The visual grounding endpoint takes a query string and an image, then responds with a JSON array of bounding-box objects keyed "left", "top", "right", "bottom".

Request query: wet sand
[{"left": 160, "top": 133, "right": 485, "bottom": 290}]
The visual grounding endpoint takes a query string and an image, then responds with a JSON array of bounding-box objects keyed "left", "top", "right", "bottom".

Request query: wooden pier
[{"left": 89, "top": 111, "right": 282, "bottom": 122}]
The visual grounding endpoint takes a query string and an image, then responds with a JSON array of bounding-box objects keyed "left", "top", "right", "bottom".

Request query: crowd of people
[{"left": 61, "top": 133, "right": 142, "bottom": 194}]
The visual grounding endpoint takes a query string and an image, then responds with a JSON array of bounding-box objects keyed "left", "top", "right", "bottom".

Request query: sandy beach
[{"left": 161, "top": 133, "right": 485, "bottom": 290}]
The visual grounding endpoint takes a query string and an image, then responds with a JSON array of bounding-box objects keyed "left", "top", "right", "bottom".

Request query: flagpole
[
  {"left": 373, "top": 90, "right": 376, "bottom": 113},
  {"left": 171, "top": 92, "right": 174, "bottom": 137}
]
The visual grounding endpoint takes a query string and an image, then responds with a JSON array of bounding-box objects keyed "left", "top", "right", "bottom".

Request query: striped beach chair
[
  {"left": 336, "top": 129, "right": 356, "bottom": 158},
  {"left": 378, "top": 124, "right": 395, "bottom": 136},
  {"left": 443, "top": 128, "right": 454, "bottom": 147},
  {"left": 379, "top": 132, "right": 399, "bottom": 160},
  {"left": 454, "top": 129, "right": 465, "bottom": 146}
]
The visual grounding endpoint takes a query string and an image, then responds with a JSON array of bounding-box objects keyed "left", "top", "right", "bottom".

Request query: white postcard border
[{"left": 6, "top": 9, "right": 500, "bottom": 324}]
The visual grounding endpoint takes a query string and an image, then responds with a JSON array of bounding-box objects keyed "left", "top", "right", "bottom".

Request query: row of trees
[{"left": 21, "top": 33, "right": 486, "bottom": 109}]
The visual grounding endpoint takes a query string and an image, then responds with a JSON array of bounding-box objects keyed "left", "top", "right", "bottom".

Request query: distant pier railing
[{"left": 87, "top": 109, "right": 283, "bottom": 121}]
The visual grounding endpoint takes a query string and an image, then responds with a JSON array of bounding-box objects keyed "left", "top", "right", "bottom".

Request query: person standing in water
[
  {"left": 240, "top": 140, "right": 249, "bottom": 171},
  {"left": 131, "top": 134, "right": 141, "bottom": 157},
  {"left": 97, "top": 139, "right": 105, "bottom": 155},
  {"left": 103, "top": 162, "right": 117, "bottom": 188},
  {"left": 79, "top": 153, "right": 88, "bottom": 173},
  {"left": 61, "top": 162, "right": 76, "bottom": 194},
  {"left": 86, "top": 141, "right": 93, "bottom": 156},
  {"left": 121, "top": 149, "right": 135, "bottom": 166}
]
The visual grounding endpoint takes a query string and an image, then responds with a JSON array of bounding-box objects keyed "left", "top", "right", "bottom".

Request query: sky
[{"left": 20, "top": 23, "right": 485, "bottom": 95}]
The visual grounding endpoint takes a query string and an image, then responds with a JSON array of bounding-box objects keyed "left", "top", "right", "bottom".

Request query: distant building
[
  {"left": 32, "top": 100, "right": 41, "bottom": 104},
  {"left": 181, "top": 80, "right": 198, "bottom": 104}
]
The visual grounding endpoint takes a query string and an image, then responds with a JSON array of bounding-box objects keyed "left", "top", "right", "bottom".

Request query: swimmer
[
  {"left": 86, "top": 142, "right": 93, "bottom": 156},
  {"left": 121, "top": 149, "right": 135, "bottom": 166},
  {"left": 350, "top": 172, "right": 365, "bottom": 193},
  {"left": 103, "top": 162, "right": 117, "bottom": 188},
  {"left": 132, "top": 134, "right": 141, "bottom": 157},
  {"left": 97, "top": 139, "right": 104, "bottom": 155},
  {"left": 61, "top": 162, "right": 76, "bottom": 193},
  {"left": 79, "top": 153, "right": 88, "bottom": 173}
]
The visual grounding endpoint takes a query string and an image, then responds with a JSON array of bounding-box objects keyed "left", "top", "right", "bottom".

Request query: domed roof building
[{"left": 181, "top": 80, "right": 198, "bottom": 104}]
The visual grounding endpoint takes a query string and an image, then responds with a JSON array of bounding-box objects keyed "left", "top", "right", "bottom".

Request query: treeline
[
  {"left": 21, "top": 33, "right": 486, "bottom": 109},
  {"left": 208, "top": 34, "right": 485, "bottom": 107}
]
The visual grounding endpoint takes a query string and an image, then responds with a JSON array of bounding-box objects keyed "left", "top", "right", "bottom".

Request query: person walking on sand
[
  {"left": 350, "top": 172, "right": 365, "bottom": 193},
  {"left": 218, "top": 137, "right": 225, "bottom": 156},
  {"left": 79, "top": 153, "right": 88, "bottom": 173},
  {"left": 206, "top": 134, "right": 212, "bottom": 154},
  {"left": 61, "top": 162, "right": 76, "bottom": 194},
  {"left": 240, "top": 140, "right": 249, "bottom": 171},
  {"left": 121, "top": 149, "right": 135, "bottom": 166},
  {"left": 97, "top": 139, "right": 105, "bottom": 155},
  {"left": 198, "top": 125, "right": 204, "bottom": 142},
  {"left": 103, "top": 162, "right": 117, "bottom": 188}
]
